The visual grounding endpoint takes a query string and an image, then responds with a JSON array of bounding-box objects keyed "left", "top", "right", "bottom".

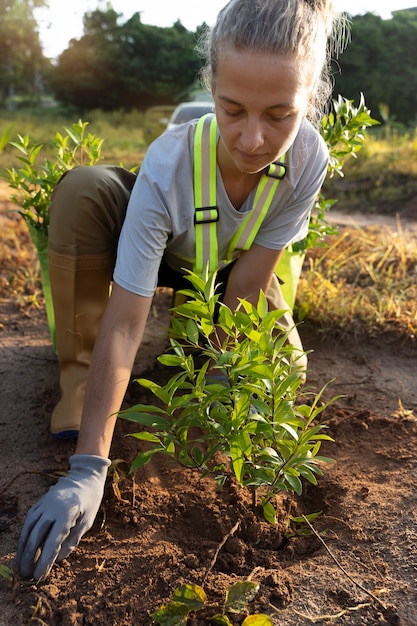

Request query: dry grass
[
  {"left": 299, "top": 220, "right": 417, "bottom": 342},
  {"left": 0, "top": 183, "right": 41, "bottom": 307},
  {"left": 2, "top": 186, "right": 416, "bottom": 344}
]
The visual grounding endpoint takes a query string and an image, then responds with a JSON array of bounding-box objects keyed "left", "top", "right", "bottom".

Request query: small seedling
[
  {"left": 295, "top": 93, "right": 379, "bottom": 255},
  {"left": 6, "top": 120, "right": 104, "bottom": 234},
  {"left": 4, "top": 120, "right": 105, "bottom": 348},
  {"left": 119, "top": 268, "right": 338, "bottom": 523}
]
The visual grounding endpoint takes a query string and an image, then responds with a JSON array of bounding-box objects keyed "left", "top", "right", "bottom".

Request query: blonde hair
[{"left": 197, "top": 0, "right": 349, "bottom": 125}]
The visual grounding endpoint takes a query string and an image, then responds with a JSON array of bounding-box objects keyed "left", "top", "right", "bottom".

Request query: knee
[
  {"left": 50, "top": 165, "right": 116, "bottom": 211},
  {"left": 49, "top": 166, "right": 103, "bottom": 223},
  {"left": 49, "top": 165, "right": 135, "bottom": 254}
]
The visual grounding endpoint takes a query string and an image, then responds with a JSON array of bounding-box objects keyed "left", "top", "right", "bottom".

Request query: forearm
[
  {"left": 222, "top": 248, "right": 282, "bottom": 310},
  {"left": 75, "top": 284, "right": 152, "bottom": 458},
  {"left": 209, "top": 246, "right": 282, "bottom": 371},
  {"left": 75, "top": 334, "right": 137, "bottom": 458}
]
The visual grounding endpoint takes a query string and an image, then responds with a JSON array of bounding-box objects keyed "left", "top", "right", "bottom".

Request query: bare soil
[{"left": 1, "top": 197, "right": 417, "bottom": 625}]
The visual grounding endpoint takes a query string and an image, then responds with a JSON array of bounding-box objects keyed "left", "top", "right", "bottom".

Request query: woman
[{"left": 17, "top": 0, "right": 346, "bottom": 580}]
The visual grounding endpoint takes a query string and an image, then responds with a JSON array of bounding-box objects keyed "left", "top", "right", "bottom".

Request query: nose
[{"left": 239, "top": 117, "right": 264, "bottom": 152}]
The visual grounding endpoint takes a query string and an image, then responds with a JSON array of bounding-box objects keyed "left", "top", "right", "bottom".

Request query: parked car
[
  {"left": 166, "top": 101, "right": 214, "bottom": 130},
  {"left": 143, "top": 105, "right": 176, "bottom": 146}
]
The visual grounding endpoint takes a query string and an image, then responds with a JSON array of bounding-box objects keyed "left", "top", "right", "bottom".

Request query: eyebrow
[{"left": 218, "top": 95, "right": 295, "bottom": 110}]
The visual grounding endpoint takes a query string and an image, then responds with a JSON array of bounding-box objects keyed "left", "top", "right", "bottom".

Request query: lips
[{"left": 236, "top": 148, "right": 267, "bottom": 161}]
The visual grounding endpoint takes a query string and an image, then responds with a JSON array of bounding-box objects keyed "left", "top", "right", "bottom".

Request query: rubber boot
[{"left": 49, "top": 249, "right": 114, "bottom": 439}]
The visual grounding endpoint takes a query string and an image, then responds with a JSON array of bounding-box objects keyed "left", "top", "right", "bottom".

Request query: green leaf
[
  {"left": 262, "top": 499, "right": 278, "bottom": 525},
  {"left": 136, "top": 378, "right": 171, "bottom": 403},
  {"left": 284, "top": 472, "right": 303, "bottom": 495},
  {"left": 191, "top": 446, "right": 205, "bottom": 466},
  {"left": 256, "top": 290, "right": 269, "bottom": 318},
  {"left": 297, "top": 465, "right": 318, "bottom": 484},
  {"left": 129, "top": 448, "right": 164, "bottom": 471},
  {"left": 150, "top": 600, "right": 190, "bottom": 625},
  {"left": 158, "top": 355, "right": 184, "bottom": 367},
  {"left": 225, "top": 581, "right": 260, "bottom": 613},
  {"left": 230, "top": 438, "right": 245, "bottom": 484},
  {"left": 0, "top": 565, "right": 14, "bottom": 581},
  {"left": 166, "top": 440, "right": 176, "bottom": 454},
  {"left": 172, "top": 584, "right": 206, "bottom": 610},
  {"left": 290, "top": 511, "right": 322, "bottom": 524},
  {"left": 118, "top": 410, "right": 168, "bottom": 428},
  {"left": 280, "top": 422, "right": 299, "bottom": 440},
  {"left": 242, "top": 616, "right": 273, "bottom": 626},
  {"left": 186, "top": 318, "right": 200, "bottom": 344},
  {"left": 129, "top": 432, "right": 162, "bottom": 443}
]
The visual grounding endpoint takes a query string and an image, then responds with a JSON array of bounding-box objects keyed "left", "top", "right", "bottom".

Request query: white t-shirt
[{"left": 114, "top": 116, "right": 328, "bottom": 297}]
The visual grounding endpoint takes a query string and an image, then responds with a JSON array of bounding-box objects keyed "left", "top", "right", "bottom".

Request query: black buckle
[
  {"left": 266, "top": 161, "right": 287, "bottom": 180},
  {"left": 194, "top": 206, "right": 219, "bottom": 225}
]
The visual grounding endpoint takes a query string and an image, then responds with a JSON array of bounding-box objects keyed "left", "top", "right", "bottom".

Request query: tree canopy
[
  {"left": 0, "top": 0, "right": 49, "bottom": 109},
  {"left": 1, "top": 3, "right": 417, "bottom": 125},
  {"left": 332, "top": 10, "right": 417, "bottom": 125},
  {"left": 48, "top": 9, "right": 203, "bottom": 110}
]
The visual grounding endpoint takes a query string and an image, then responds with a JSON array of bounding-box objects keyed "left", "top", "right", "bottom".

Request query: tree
[
  {"left": 48, "top": 8, "right": 124, "bottom": 110},
  {"left": 49, "top": 8, "right": 202, "bottom": 111},
  {"left": 0, "top": 0, "right": 49, "bottom": 109},
  {"left": 334, "top": 11, "right": 417, "bottom": 125},
  {"left": 116, "top": 16, "right": 201, "bottom": 108}
]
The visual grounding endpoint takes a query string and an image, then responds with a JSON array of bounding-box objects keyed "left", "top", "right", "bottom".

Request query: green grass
[
  {"left": 322, "top": 129, "right": 417, "bottom": 215},
  {"left": 0, "top": 109, "right": 147, "bottom": 173}
]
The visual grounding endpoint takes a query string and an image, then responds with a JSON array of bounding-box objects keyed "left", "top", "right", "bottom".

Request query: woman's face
[{"left": 212, "top": 45, "right": 313, "bottom": 176}]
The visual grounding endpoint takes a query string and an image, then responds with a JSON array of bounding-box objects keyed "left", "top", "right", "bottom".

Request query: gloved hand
[{"left": 17, "top": 454, "right": 110, "bottom": 580}]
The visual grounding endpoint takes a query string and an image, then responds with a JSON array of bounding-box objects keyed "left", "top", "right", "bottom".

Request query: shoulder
[
  {"left": 135, "top": 120, "right": 198, "bottom": 193},
  {"left": 144, "top": 120, "right": 197, "bottom": 164},
  {"left": 284, "top": 119, "right": 328, "bottom": 185},
  {"left": 292, "top": 119, "right": 328, "bottom": 162}
]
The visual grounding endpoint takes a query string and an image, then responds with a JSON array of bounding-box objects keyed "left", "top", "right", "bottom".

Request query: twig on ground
[
  {"left": 201, "top": 519, "right": 241, "bottom": 585},
  {"left": 291, "top": 602, "right": 372, "bottom": 622},
  {"left": 302, "top": 514, "right": 389, "bottom": 612},
  {"left": 0, "top": 470, "right": 63, "bottom": 496}
]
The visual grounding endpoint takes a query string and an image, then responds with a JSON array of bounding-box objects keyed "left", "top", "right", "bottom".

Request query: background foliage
[
  {"left": 1, "top": 2, "right": 417, "bottom": 124},
  {"left": 334, "top": 9, "right": 417, "bottom": 127}
]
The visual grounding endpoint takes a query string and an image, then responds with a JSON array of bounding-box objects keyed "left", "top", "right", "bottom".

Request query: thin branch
[
  {"left": 0, "top": 470, "right": 62, "bottom": 496},
  {"left": 291, "top": 602, "right": 372, "bottom": 623},
  {"left": 201, "top": 519, "right": 241, "bottom": 586},
  {"left": 302, "top": 515, "right": 388, "bottom": 611}
]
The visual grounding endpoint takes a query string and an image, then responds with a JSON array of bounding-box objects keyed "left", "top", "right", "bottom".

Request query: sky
[{"left": 35, "top": 0, "right": 417, "bottom": 59}]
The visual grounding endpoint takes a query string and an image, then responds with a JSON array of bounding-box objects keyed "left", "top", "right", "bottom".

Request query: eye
[
  {"left": 224, "top": 108, "right": 243, "bottom": 118},
  {"left": 269, "top": 113, "right": 290, "bottom": 123},
  {"left": 268, "top": 109, "right": 295, "bottom": 123}
]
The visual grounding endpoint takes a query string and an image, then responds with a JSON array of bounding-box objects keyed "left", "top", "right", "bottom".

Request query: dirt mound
[{"left": 1, "top": 287, "right": 417, "bottom": 625}]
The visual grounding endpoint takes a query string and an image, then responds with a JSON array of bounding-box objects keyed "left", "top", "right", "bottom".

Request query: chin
[{"left": 237, "top": 162, "right": 268, "bottom": 175}]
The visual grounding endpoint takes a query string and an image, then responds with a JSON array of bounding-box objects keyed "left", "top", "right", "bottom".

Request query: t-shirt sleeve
[{"left": 113, "top": 144, "right": 173, "bottom": 297}]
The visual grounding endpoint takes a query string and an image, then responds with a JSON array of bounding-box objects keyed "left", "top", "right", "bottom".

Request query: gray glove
[{"left": 17, "top": 454, "right": 110, "bottom": 580}]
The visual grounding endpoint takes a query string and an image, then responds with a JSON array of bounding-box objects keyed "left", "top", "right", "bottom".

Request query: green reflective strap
[
  {"left": 193, "top": 114, "right": 218, "bottom": 274},
  {"left": 225, "top": 172, "right": 281, "bottom": 260}
]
